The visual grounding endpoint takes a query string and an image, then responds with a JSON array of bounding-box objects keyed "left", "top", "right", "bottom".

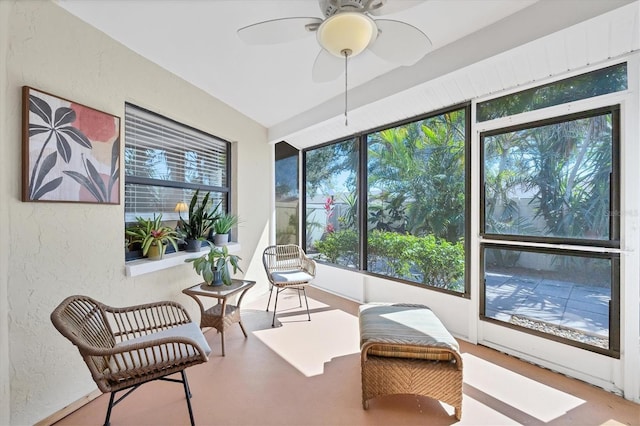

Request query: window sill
[{"left": 125, "top": 242, "right": 241, "bottom": 277}]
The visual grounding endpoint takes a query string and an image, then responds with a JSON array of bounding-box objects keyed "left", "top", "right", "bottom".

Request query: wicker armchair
[
  {"left": 262, "top": 244, "right": 316, "bottom": 327},
  {"left": 50, "top": 295, "right": 211, "bottom": 426}
]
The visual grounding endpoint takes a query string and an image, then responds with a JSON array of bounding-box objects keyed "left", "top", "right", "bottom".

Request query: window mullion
[{"left": 359, "top": 134, "right": 368, "bottom": 272}]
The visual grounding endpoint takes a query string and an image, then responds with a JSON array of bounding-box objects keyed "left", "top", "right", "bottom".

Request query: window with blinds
[{"left": 124, "top": 103, "right": 230, "bottom": 229}]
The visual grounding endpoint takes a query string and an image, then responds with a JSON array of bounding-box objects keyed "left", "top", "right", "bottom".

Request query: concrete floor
[{"left": 53, "top": 286, "right": 639, "bottom": 426}]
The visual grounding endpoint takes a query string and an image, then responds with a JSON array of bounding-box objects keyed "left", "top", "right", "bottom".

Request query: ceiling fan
[{"left": 237, "top": 0, "right": 433, "bottom": 83}]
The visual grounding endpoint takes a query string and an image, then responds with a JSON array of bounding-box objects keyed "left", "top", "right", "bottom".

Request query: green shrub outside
[
  {"left": 313, "top": 229, "right": 358, "bottom": 266},
  {"left": 314, "top": 229, "right": 464, "bottom": 291}
]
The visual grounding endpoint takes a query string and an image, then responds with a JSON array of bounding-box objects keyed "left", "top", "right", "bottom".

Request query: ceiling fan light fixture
[{"left": 317, "top": 12, "right": 377, "bottom": 58}]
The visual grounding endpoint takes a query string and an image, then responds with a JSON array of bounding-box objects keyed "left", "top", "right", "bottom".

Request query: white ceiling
[{"left": 55, "top": 0, "right": 638, "bottom": 148}]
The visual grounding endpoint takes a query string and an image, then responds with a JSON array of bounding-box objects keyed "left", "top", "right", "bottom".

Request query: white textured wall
[
  {"left": 0, "top": 2, "right": 12, "bottom": 424},
  {"left": 1, "top": 1, "right": 269, "bottom": 424}
]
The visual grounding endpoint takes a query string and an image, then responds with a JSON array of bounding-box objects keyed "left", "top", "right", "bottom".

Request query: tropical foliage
[
  {"left": 477, "top": 63, "right": 627, "bottom": 121},
  {"left": 178, "top": 189, "right": 220, "bottom": 241},
  {"left": 483, "top": 112, "right": 613, "bottom": 242},
  {"left": 364, "top": 109, "right": 466, "bottom": 289},
  {"left": 313, "top": 229, "right": 464, "bottom": 291},
  {"left": 314, "top": 229, "right": 359, "bottom": 266},
  {"left": 125, "top": 214, "right": 179, "bottom": 256},
  {"left": 305, "top": 139, "right": 358, "bottom": 197},
  {"left": 213, "top": 212, "right": 239, "bottom": 235},
  {"left": 307, "top": 103, "right": 611, "bottom": 289},
  {"left": 305, "top": 138, "right": 360, "bottom": 268},
  {"left": 186, "top": 243, "right": 242, "bottom": 285},
  {"left": 368, "top": 231, "right": 464, "bottom": 290},
  {"left": 367, "top": 109, "right": 466, "bottom": 241},
  {"left": 307, "top": 108, "right": 467, "bottom": 290}
]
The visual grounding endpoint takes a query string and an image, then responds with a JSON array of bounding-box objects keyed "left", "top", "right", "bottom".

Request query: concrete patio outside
[{"left": 485, "top": 271, "right": 612, "bottom": 349}]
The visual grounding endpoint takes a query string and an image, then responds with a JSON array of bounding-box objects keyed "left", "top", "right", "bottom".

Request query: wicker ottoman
[{"left": 359, "top": 303, "right": 463, "bottom": 419}]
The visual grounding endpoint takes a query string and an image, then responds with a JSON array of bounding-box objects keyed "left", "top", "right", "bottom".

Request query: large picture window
[
  {"left": 304, "top": 139, "right": 359, "bottom": 269},
  {"left": 481, "top": 106, "right": 619, "bottom": 246},
  {"left": 366, "top": 107, "right": 467, "bottom": 292},
  {"left": 480, "top": 102, "right": 620, "bottom": 355},
  {"left": 124, "top": 104, "right": 230, "bottom": 259},
  {"left": 302, "top": 105, "right": 469, "bottom": 295}
]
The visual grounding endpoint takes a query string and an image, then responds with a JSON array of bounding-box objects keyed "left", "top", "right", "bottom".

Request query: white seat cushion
[
  {"left": 272, "top": 270, "right": 313, "bottom": 283},
  {"left": 107, "top": 322, "right": 211, "bottom": 374}
]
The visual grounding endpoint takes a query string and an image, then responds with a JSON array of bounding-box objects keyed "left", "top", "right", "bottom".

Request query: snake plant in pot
[
  {"left": 125, "top": 214, "right": 179, "bottom": 260},
  {"left": 185, "top": 242, "right": 242, "bottom": 286},
  {"left": 178, "top": 190, "right": 221, "bottom": 252}
]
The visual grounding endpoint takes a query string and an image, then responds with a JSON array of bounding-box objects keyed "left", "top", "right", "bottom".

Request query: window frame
[
  {"left": 124, "top": 103, "right": 232, "bottom": 261},
  {"left": 476, "top": 62, "right": 628, "bottom": 122},
  {"left": 302, "top": 103, "right": 471, "bottom": 298},
  {"left": 479, "top": 242, "right": 621, "bottom": 358},
  {"left": 275, "top": 141, "right": 300, "bottom": 246},
  {"left": 479, "top": 105, "right": 621, "bottom": 249},
  {"left": 302, "top": 137, "right": 361, "bottom": 270},
  {"left": 475, "top": 62, "right": 625, "bottom": 358}
]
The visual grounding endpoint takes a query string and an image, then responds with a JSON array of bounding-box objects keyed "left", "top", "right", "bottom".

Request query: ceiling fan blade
[
  {"left": 367, "top": 0, "right": 423, "bottom": 16},
  {"left": 312, "top": 49, "right": 344, "bottom": 82},
  {"left": 369, "top": 19, "right": 432, "bottom": 66},
  {"left": 237, "top": 17, "right": 323, "bottom": 45}
]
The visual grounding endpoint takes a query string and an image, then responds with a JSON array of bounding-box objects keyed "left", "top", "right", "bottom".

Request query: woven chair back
[
  {"left": 263, "top": 244, "right": 304, "bottom": 273},
  {"left": 52, "top": 295, "right": 116, "bottom": 350},
  {"left": 51, "top": 296, "right": 116, "bottom": 385}
]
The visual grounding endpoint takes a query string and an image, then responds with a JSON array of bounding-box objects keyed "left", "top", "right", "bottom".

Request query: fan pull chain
[{"left": 342, "top": 49, "right": 351, "bottom": 126}]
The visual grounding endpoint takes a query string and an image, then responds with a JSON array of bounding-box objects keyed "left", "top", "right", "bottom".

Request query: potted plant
[
  {"left": 212, "top": 212, "right": 239, "bottom": 246},
  {"left": 185, "top": 242, "right": 242, "bottom": 286},
  {"left": 125, "top": 214, "right": 179, "bottom": 260},
  {"left": 178, "top": 190, "right": 221, "bottom": 252}
]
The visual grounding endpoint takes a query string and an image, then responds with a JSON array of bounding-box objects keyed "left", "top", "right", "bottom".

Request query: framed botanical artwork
[{"left": 22, "top": 86, "right": 121, "bottom": 204}]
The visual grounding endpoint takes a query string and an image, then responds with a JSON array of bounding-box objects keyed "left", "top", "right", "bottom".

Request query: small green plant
[
  {"left": 125, "top": 214, "right": 179, "bottom": 256},
  {"left": 185, "top": 242, "right": 242, "bottom": 285},
  {"left": 213, "top": 212, "right": 239, "bottom": 235}
]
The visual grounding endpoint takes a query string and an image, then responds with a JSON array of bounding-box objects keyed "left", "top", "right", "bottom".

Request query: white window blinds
[{"left": 124, "top": 104, "right": 229, "bottom": 222}]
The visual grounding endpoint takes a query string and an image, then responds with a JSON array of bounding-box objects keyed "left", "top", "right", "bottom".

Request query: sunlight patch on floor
[
  {"left": 252, "top": 308, "right": 360, "bottom": 377},
  {"left": 449, "top": 396, "right": 522, "bottom": 425},
  {"left": 243, "top": 289, "right": 330, "bottom": 313},
  {"left": 463, "top": 353, "right": 585, "bottom": 422}
]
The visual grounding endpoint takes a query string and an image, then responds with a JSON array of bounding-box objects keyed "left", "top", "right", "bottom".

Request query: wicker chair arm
[
  {"left": 81, "top": 335, "right": 206, "bottom": 358},
  {"left": 103, "top": 300, "right": 193, "bottom": 340},
  {"left": 301, "top": 256, "right": 316, "bottom": 277},
  {"left": 82, "top": 334, "right": 209, "bottom": 393}
]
